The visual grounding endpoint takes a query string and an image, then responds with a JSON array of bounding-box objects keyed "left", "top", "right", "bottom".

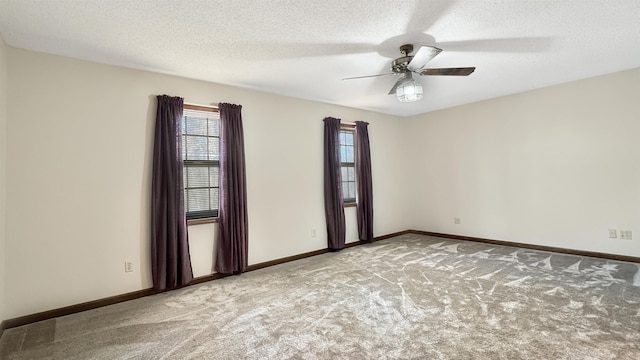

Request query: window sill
[
  {"left": 344, "top": 202, "right": 357, "bottom": 208},
  {"left": 187, "top": 218, "right": 219, "bottom": 226}
]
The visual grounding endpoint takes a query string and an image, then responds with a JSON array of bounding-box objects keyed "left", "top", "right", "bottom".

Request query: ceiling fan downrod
[{"left": 392, "top": 44, "right": 415, "bottom": 73}]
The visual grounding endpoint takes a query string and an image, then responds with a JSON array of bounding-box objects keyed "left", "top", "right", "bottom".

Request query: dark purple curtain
[
  {"left": 215, "top": 103, "right": 249, "bottom": 274},
  {"left": 355, "top": 121, "right": 374, "bottom": 242},
  {"left": 323, "top": 117, "right": 346, "bottom": 250},
  {"left": 151, "top": 95, "right": 193, "bottom": 290}
]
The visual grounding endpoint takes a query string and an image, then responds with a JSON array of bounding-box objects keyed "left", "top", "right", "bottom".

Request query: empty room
[{"left": 0, "top": 0, "right": 639, "bottom": 359}]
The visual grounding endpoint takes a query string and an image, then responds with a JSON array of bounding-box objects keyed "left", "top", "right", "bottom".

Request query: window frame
[
  {"left": 182, "top": 104, "right": 220, "bottom": 222},
  {"left": 339, "top": 124, "right": 357, "bottom": 206}
]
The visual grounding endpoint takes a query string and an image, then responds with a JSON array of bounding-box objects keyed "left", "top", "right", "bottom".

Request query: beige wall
[
  {"left": 0, "top": 34, "right": 7, "bottom": 323},
  {"left": 4, "top": 48, "right": 410, "bottom": 318},
  {"left": 405, "top": 68, "right": 640, "bottom": 257},
  {"left": 3, "top": 44, "right": 638, "bottom": 321}
]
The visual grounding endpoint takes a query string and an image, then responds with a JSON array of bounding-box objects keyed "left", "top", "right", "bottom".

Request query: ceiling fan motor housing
[{"left": 391, "top": 57, "right": 412, "bottom": 73}]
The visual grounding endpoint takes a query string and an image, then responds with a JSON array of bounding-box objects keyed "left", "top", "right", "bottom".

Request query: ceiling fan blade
[
  {"left": 420, "top": 67, "right": 476, "bottom": 76},
  {"left": 387, "top": 74, "right": 409, "bottom": 95},
  {"left": 438, "top": 37, "right": 553, "bottom": 53},
  {"left": 407, "top": 46, "right": 442, "bottom": 71},
  {"left": 342, "top": 73, "right": 395, "bottom": 80}
]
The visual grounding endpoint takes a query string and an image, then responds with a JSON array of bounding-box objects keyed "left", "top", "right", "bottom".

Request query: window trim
[
  {"left": 182, "top": 104, "right": 220, "bottom": 221},
  {"left": 339, "top": 124, "right": 357, "bottom": 206}
]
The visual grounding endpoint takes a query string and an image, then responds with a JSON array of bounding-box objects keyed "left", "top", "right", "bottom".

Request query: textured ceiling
[{"left": 0, "top": 0, "right": 639, "bottom": 117}]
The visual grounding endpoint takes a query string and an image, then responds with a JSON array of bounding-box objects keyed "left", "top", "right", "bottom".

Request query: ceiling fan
[{"left": 343, "top": 44, "right": 475, "bottom": 102}]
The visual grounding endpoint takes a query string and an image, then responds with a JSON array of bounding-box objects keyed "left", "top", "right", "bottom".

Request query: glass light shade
[{"left": 396, "top": 79, "right": 423, "bottom": 102}]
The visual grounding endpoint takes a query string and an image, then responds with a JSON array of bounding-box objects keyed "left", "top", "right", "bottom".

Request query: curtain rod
[{"left": 184, "top": 102, "right": 218, "bottom": 109}]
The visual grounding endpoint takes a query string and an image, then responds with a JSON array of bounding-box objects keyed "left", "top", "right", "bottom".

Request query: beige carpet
[{"left": 2, "top": 234, "right": 640, "bottom": 359}]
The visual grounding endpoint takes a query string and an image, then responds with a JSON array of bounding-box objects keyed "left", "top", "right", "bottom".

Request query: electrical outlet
[
  {"left": 454, "top": 217, "right": 461, "bottom": 225},
  {"left": 125, "top": 261, "right": 133, "bottom": 273},
  {"left": 620, "top": 230, "right": 633, "bottom": 240},
  {"left": 609, "top": 229, "right": 617, "bottom": 239},
  {"left": 311, "top": 228, "right": 318, "bottom": 237}
]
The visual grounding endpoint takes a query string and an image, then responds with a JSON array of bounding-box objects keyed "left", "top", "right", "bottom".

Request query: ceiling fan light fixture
[{"left": 396, "top": 79, "right": 423, "bottom": 103}]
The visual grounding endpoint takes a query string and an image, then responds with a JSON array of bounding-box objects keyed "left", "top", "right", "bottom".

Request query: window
[
  {"left": 340, "top": 127, "right": 356, "bottom": 204},
  {"left": 182, "top": 105, "right": 220, "bottom": 220}
]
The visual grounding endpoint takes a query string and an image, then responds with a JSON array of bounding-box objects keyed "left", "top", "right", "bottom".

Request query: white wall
[
  {"left": 4, "top": 48, "right": 409, "bottom": 318},
  {"left": 0, "top": 34, "right": 7, "bottom": 323},
  {"left": 405, "top": 68, "right": 640, "bottom": 257}
]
